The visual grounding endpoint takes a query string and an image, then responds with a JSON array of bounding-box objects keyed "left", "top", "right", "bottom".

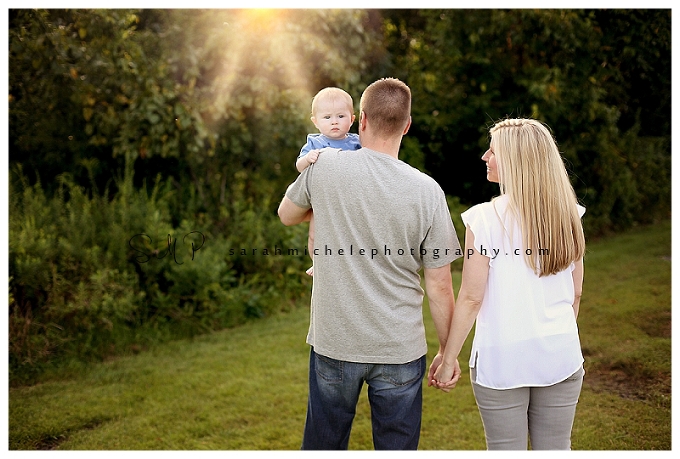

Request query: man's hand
[{"left": 427, "top": 353, "right": 444, "bottom": 388}]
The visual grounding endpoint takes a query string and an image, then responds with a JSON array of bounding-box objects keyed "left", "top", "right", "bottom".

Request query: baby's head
[{"left": 310, "top": 87, "right": 355, "bottom": 140}]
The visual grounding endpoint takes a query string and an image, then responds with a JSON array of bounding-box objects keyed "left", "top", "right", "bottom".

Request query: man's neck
[{"left": 361, "top": 136, "right": 401, "bottom": 159}]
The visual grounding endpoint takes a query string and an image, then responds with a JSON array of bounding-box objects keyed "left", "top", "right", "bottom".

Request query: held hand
[
  {"left": 432, "top": 359, "right": 462, "bottom": 393},
  {"left": 307, "top": 149, "right": 320, "bottom": 165},
  {"left": 427, "top": 354, "right": 459, "bottom": 393},
  {"left": 427, "top": 353, "right": 444, "bottom": 388}
]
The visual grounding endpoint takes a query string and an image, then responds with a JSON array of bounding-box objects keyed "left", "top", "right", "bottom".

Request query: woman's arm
[
  {"left": 571, "top": 258, "right": 584, "bottom": 319},
  {"left": 433, "top": 226, "right": 489, "bottom": 390}
]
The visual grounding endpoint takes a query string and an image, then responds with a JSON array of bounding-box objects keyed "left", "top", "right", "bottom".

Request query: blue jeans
[{"left": 302, "top": 348, "right": 426, "bottom": 450}]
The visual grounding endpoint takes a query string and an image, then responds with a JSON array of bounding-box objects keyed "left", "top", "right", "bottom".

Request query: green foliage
[
  {"left": 8, "top": 9, "right": 200, "bottom": 193},
  {"left": 8, "top": 164, "right": 311, "bottom": 384},
  {"left": 382, "top": 9, "right": 671, "bottom": 235},
  {"left": 446, "top": 195, "right": 468, "bottom": 263},
  {"left": 8, "top": 163, "right": 163, "bottom": 376}
]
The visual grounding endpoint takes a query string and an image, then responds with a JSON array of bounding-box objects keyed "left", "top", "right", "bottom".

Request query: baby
[{"left": 296, "top": 87, "right": 361, "bottom": 275}]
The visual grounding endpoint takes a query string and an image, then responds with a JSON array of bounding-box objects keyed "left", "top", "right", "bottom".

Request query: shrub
[{"left": 8, "top": 163, "right": 311, "bottom": 385}]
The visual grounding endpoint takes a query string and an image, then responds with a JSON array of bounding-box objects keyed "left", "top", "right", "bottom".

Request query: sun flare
[{"left": 214, "top": 10, "right": 313, "bottom": 102}]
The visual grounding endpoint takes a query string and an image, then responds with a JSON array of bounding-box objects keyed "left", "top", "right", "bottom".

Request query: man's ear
[
  {"left": 359, "top": 111, "right": 367, "bottom": 131},
  {"left": 403, "top": 116, "right": 412, "bottom": 135}
]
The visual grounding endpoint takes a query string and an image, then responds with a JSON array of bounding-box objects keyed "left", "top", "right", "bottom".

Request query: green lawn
[{"left": 8, "top": 221, "right": 671, "bottom": 450}]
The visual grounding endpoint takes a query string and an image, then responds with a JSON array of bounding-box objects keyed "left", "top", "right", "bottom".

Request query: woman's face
[{"left": 482, "top": 141, "right": 500, "bottom": 183}]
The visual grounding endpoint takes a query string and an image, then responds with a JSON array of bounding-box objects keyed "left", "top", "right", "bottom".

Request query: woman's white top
[{"left": 461, "top": 195, "right": 585, "bottom": 389}]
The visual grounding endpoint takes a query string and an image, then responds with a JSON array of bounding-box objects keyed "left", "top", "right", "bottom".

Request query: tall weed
[{"left": 8, "top": 163, "right": 310, "bottom": 385}]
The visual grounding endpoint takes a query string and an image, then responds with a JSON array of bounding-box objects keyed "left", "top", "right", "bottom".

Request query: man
[{"left": 278, "top": 78, "right": 461, "bottom": 450}]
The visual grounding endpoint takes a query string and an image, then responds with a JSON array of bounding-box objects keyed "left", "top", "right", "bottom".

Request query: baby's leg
[{"left": 306, "top": 213, "right": 315, "bottom": 276}]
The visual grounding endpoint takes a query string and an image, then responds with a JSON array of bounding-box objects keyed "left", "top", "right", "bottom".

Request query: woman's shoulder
[
  {"left": 460, "top": 202, "right": 491, "bottom": 231},
  {"left": 462, "top": 196, "right": 505, "bottom": 217}
]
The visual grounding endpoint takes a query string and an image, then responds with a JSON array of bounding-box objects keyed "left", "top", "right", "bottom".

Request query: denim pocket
[
  {"left": 381, "top": 358, "right": 424, "bottom": 386},
  {"left": 315, "top": 352, "right": 343, "bottom": 383}
]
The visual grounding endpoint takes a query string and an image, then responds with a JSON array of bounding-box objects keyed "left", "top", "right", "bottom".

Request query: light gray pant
[{"left": 471, "top": 366, "right": 584, "bottom": 450}]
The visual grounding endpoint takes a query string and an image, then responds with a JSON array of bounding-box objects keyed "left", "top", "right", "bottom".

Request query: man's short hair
[{"left": 360, "top": 78, "right": 411, "bottom": 137}]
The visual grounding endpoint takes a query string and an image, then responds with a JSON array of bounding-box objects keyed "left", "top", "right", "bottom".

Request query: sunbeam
[{"left": 211, "top": 10, "right": 313, "bottom": 118}]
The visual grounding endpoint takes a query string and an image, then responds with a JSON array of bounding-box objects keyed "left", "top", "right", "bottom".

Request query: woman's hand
[{"left": 428, "top": 355, "right": 461, "bottom": 393}]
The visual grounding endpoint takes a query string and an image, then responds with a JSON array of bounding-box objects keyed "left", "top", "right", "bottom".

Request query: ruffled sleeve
[
  {"left": 577, "top": 204, "right": 586, "bottom": 218},
  {"left": 460, "top": 202, "right": 494, "bottom": 260}
]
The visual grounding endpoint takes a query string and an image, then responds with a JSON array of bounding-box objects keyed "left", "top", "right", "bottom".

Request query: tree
[
  {"left": 8, "top": 9, "right": 383, "bottom": 379},
  {"left": 381, "top": 9, "right": 670, "bottom": 234}
]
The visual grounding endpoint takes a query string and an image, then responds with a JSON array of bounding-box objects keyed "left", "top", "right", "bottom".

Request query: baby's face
[{"left": 311, "top": 98, "right": 355, "bottom": 140}]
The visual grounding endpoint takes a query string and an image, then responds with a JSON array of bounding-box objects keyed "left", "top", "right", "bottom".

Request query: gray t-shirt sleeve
[
  {"left": 421, "top": 188, "right": 462, "bottom": 268},
  {"left": 284, "top": 167, "right": 312, "bottom": 210}
]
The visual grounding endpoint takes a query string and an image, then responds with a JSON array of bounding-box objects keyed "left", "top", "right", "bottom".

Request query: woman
[{"left": 432, "top": 118, "right": 586, "bottom": 450}]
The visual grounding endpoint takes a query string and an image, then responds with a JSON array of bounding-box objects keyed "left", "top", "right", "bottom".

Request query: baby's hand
[{"left": 307, "top": 149, "right": 321, "bottom": 165}]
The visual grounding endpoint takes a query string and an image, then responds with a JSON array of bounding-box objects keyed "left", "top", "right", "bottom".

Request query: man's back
[
  {"left": 279, "top": 78, "right": 460, "bottom": 450},
  {"left": 288, "top": 147, "right": 459, "bottom": 364}
]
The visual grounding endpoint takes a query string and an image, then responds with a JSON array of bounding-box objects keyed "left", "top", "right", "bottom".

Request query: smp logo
[{"left": 128, "top": 231, "right": 206, "bottom": 265}]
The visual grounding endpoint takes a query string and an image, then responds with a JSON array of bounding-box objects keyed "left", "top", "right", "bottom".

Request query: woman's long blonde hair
[{"left": 490, "top": 118, "right": 585, "bottom": 276}]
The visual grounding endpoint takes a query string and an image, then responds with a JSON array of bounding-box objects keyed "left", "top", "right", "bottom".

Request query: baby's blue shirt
[{"left": 297, "top": 133, "right": 361, "bottom": 160}]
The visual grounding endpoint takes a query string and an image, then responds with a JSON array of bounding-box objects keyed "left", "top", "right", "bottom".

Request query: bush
[{"left": 8, "top": 163, "right": 311, "bottom": 385}]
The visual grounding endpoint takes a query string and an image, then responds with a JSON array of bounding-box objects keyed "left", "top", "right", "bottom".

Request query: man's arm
[
  {"left": 423, "top": 264, "right": 458, "bottom": 390},
  {"left": 278, "top": 196, "right": 312, "bottom": 226},
  {"left": 424, "top": 264, "right": 455, "bottom": 351}
]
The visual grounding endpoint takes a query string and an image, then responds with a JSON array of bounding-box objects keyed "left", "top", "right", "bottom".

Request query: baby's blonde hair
[
  {"left": 490, "top": 118, "right": 585, "bottom": 276},
  {"left": 311, "top": 87, "right": 354, "bottom": 117}
]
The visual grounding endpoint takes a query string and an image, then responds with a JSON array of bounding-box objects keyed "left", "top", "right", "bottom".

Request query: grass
[{"left": 7, "top": 221, "right": 671, "bottom": 450}]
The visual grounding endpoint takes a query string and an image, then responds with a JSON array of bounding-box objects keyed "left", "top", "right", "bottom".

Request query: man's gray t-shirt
[{"left": 285, "top": 147, "right": 462, "bottom": 364}]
